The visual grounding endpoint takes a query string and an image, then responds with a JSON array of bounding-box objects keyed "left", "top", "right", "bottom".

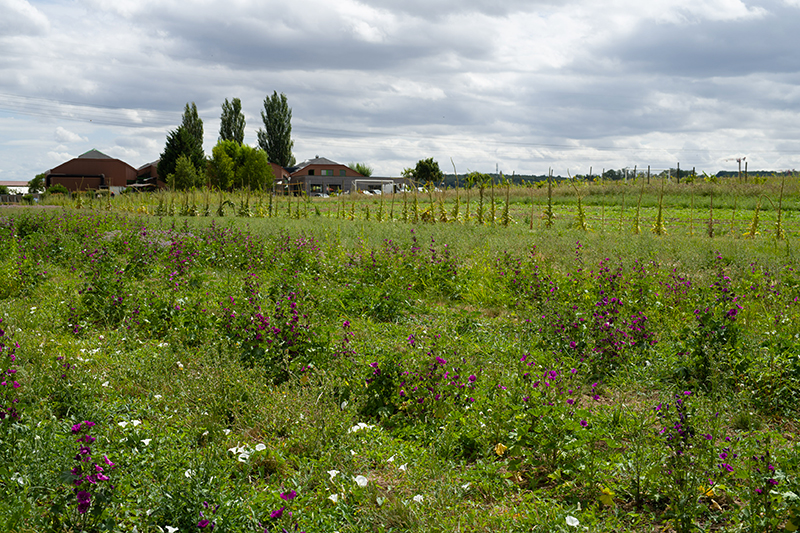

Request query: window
[
  {"left": 321, "top": 169, "right": 333, "bottom": 176},
  {"left": 308, "top": 169, "right": 315, "bottom": 176},
  {"left": 339, "top": 169, "right": 346, "bottom": 176}
]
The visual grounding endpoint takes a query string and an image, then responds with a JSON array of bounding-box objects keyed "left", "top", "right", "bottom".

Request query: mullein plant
[
  {"left": 743, "top": 197, "right": 762, "bottom": 238},
  {"left": 652, "top": 175, "right": 666, "bottom": 235}
]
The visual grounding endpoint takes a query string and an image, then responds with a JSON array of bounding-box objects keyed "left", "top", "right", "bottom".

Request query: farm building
[{"left": 46, "top": 149, "right": 137, "bottom": 193}]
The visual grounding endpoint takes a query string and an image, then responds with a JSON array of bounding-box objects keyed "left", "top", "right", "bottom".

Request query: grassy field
[{"left": 1, "top": 177, "right": 799, "bottom": 532}]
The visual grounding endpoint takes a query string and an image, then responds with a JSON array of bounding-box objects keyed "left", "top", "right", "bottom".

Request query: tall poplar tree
[
  {"left": 257, "top": 91, "right": 294, "bottom": 167},
  {"left": 219, "top": 98, "right": 246, "bottom": 144},
  {"left": 181, "top": 102, "right": 204, "bottom": 158}
]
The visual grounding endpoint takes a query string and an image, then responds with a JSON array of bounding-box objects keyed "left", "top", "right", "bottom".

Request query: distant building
[
  {"left": 287, "top": 156, "right": 405, "bottom": 195},
  {"left": 46, "top": 149, "right": 137, "bottom": 193},
  {"left": 0, "top": 181, "right": 29, "bottom": 194}
]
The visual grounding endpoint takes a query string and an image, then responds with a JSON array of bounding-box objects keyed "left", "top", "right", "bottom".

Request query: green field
[{"left": 1, "top": 177, "right": 799, "bottom": 532}]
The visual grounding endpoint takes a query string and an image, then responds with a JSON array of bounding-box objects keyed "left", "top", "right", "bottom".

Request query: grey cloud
[{"left": 595, "top": 3, "right": 800, "bottom": 77}]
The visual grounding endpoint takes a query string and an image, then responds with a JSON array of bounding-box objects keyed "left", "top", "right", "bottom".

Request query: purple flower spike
[
  {"left": 280, "top": 490, "right": 297, "bottom": 501},
  {"left": 270, "top": 506, "right": 285, "bottom": 519},
  {"left": 198, "top": 519, "right": 210, "bottom": 528}
]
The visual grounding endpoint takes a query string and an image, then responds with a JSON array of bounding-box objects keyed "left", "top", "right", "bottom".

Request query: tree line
[{"left": 157, "top": 92, "right": 295, "bottom": 191}]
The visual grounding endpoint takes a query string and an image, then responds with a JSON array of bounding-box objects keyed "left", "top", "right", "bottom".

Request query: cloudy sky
[{"left": 1, "top": 0, "right": 799, "bottom": 181}]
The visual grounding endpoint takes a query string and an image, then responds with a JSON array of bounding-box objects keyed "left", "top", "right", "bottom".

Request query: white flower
[
  {"left": 353, "top": 475, "right": 368, "bottom": 487},
  {"left": 461, "top": 482, "right": 471, "bottom": 490},
  {"left": 387, "top": 455, "right": 395, "bottom": 462},
  {"left": 184, "top": 469, "right": 194, "bottom": 478},
  {"left": 328, "top": 493, "right": 339, "bottom": 503},
  {"left": 154, "top": 394, "right": 162, "bottom": 399},
  {"left": 118, "top": 421, "right": 128, "bottom": 428},
  {"left": 141, "top": 439, "right": 152, "bottom": 446},
  {"left": 348, "top": 422, "right": 375, "bottom": 433},
  {"left": 222, "top": 429, "right": 230, "bottom": 435},
  {"left": 412, "top": 494, "right": 424, "bottom": 503},
  {"left": 566, "top": 515, "right": 580, "bottom": 527},
  {"left": 399, "top": 464, "right": 407, "bottom": 471},
  {"left": 176, "top": 361, "right": 184, "bottom": 369},
  {"left": 165, "top": 527, "right": 179, "bottom": 533},
  {"left": 255, "top": 443, "right": 267, "bottom": 452},
  {"left": 131, "top": 420, "right": 142, "bottom": 427},
  {"left": 101, "top": 381, "right": 109, "bottom": 387},
  {"left": 327, "top": 469, "right": 339, "bottom": 481}
]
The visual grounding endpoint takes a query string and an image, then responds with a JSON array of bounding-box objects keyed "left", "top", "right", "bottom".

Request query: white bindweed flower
[
  {"left": 154, "top": 394, "right": 162, "bottom": 399},
  {"left": 101, "top": 381, "right": 109, "bottom": 387},
  {"left": 566, "top": 515, "right": 580, "bottom": 527},
  {"left": 328, "top": 493, "right": 339, "bottom": 503},
  {"left": 387, "top": 455, "right": 395, "bottom": 462},
  {"left": 399, "top": 464, "right": 407, "bottom": 471},
  {"left": 184, "top": 469, "right": 194, "bottom": 478},
  {"left": 412, "top": 494, "right": 424, "bottom": 503},
  {"left": 141, "top": 439, "right": 152, "bottom": 445},
  {"left": 118, "top": 421, "right": 128, "bottom": 428},
  {"left": 222, "top": 429, "right": 230, "bottom": 435},
  {"left": 255, "top": 443, "right": 267, "bottom": 452},
  {"left": 131, "top": 420, "right": 141, "bottom": 427},
  {"left": 327, "top": 469, "right": 339, "bottom": 481},
  {"left": 353, "top": 475, "right": 368, "bottom": 487},
  {"left": 165, "top": 527, "right": 179, "bottom": 533}
]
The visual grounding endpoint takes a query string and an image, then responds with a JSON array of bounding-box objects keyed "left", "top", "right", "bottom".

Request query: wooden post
[
  {"left": 676, "top": 162, "right": 681, "bottom": 184},
  {"left": 647, "top": 165, "right": 650, "bottom": 185}
]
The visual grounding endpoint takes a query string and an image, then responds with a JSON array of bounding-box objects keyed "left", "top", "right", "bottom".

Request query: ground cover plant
[{"left": 1, "top": 190, "right": 799, "bottom": 531}]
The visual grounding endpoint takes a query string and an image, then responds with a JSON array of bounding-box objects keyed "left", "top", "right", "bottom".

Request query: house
[
  {"left": 287, "top": 156, "right": 364, "bottom": 195},
  {"left": 46, "top": 149, "right": 137, "bottom": 193}
]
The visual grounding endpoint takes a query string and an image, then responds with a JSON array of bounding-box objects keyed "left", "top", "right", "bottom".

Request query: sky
[{"left": 1, "top": 0, "right": 800, "bottom": 181}]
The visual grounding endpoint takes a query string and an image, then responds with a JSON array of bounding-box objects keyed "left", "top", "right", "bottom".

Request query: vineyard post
[{"left": 676, "top": 162, "right": 681, "bottom": 184}]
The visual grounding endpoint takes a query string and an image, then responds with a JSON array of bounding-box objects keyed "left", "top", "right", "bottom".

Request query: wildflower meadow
[{"left": 1, "top": 183, "right": 799, "bottom": 532}]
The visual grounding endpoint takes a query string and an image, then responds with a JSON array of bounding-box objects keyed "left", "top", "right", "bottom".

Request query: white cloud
[
  {"left": 54, "top": 127, "right": 87, "bottom": 143},
  {"left": 0, "top": 0, "right": 50, "bottom": 36}
]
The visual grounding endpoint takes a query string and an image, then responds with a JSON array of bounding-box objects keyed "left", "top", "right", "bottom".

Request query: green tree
[
  {"left": 158, "top": 126, "right": 205, "bottom": 183},
  {"left": 349, "top": 162, "right": 373, "bottom": 177},
  {"left": 28, "top": 173, "right": 45, "bottom": 193},
  {"left": 414, "top": 157, "right": 444, "bottom": 185},
  {"left": 220, "top": 98, "right": 245, "bottom": 144},
  {"left": 168, "top": 154, "right": 201, "bottom": 190},
  {"left": 236, "top": 146, "right": 274, "bottom": 191},
  {"left": 257, "top": 92, "right": 294, "bottom": 167},
  {"left": 182, "top": 102, "right": 204, "bottom": 158},
  {"left": 0, "top": 186, "right": 8, "bottom": 195},
  {"left": 207, "top": 140, "right": 238, "bottom": 190}
]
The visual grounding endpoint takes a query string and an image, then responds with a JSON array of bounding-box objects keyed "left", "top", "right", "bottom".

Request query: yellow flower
[
  {"left": 599, "top": 486, "right": 615, "bottom": 507},
  {"left": 495, "top": 443, "right": 507, "bottom": 456}
]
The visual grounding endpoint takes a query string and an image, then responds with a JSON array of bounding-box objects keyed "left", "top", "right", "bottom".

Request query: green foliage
[
  {"left": 47, "top": 183, "right": 69, "bottom": 195},
  {"left": 158, "top": 126, "right": 205, "bottom": 184},
  {"left": 182, "top": 101, "right": 205, "bottom": 159},
  {"left": 168, "top": 154, "right": 203, "bottom": 191},
  {"left": 257, "top": 91, "right": 294, "bottom": 167},
  {"left": 412, "top": 157, "right": 444, "bottom": 185},
  {"left": 219, "top": 97, "right": 246, "bottom": 144},
  {"left": 349, "top": 162, "right": 373, "bottom": 177},
  {"left": 28, "top": 172, "right": 46, "bottom": 193}
]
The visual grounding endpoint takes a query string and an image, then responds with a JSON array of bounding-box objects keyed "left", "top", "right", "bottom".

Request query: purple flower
[
  {"left": 468, "top": 375, "right": 476, "bottom": 383},
  {"left": 76, "top": 490, "right": 91, "bottom": 514},
  {"left": 280, "top": 490, "right": 297, "bottom": 501},
  {"left": 580, "top": 420, "right": 588, "bottom": 428},
  {"left": 270, "top": 506, "right": 285, "bottom": 519},
  {"left": 198, "top": 519, "right": 211, "bottom": 528}
]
